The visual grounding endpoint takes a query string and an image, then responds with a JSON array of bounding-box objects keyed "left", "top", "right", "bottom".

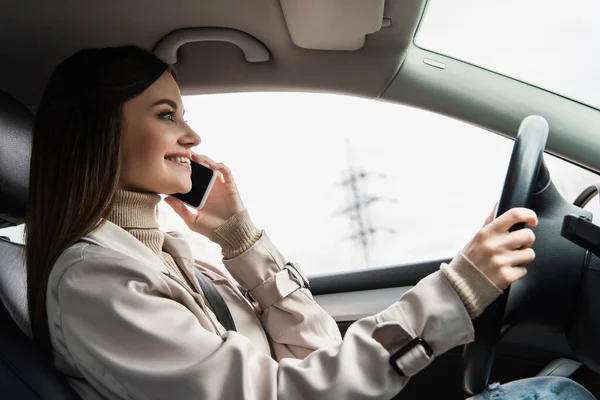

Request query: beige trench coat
[{"left": 46, "top": 220, "right": 474, "bottom": 399}]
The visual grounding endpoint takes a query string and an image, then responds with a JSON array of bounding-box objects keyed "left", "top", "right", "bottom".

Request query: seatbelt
[{"left": 194, "top": 270, "right": 237, "bottom": 332}]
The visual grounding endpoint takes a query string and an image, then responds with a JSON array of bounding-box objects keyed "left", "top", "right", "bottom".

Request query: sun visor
[{"left": 280, "top": 0, "right": 385, "bottom": 50}]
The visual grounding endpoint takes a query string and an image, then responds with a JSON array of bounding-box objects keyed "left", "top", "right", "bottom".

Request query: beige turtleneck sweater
[
  {"left": 108, "top": 190, "right": 500, "bottom": 318},
  {"left": 108, "top": 190, "right": 261, "bottom": 291}
]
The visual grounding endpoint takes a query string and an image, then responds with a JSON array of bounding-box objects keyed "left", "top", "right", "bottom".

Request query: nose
[{"left": 180, "top": 124, "right": 201, "bottom": 148}]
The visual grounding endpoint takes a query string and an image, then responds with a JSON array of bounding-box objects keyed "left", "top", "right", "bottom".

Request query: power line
[{"left": 334, "top": 138, "right": 397, "bottom": 266}]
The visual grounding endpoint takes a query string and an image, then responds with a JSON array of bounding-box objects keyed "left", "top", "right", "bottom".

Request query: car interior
[{"left": 1, "top": 0, "right": 600, "bottom": 399}]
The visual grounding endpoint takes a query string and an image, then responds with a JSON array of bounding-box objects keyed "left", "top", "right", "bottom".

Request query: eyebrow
[
  {"left": 151, "top": 98, "right": 186, "bottom": 115},
  {"left": 152, "top": 98, "right": 178, "bottom": 109}
]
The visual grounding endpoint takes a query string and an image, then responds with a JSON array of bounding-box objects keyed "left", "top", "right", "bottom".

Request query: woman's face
[{"left": 119, "top": 71, "right": 200, "bottom": 194}]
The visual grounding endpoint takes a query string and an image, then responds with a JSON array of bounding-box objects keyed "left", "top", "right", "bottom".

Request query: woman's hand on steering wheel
[{"left": 462, "top": 206, "right": 538, "bottom": 289}]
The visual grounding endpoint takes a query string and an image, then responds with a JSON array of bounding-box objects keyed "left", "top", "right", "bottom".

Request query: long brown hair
[{"left": 26, "top": 46, "right": 171, "bottom": 357}]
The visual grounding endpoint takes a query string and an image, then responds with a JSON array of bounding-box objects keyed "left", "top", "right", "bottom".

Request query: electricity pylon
[{"left": 334, "top": 139, "right": 397, "bottom": 266}]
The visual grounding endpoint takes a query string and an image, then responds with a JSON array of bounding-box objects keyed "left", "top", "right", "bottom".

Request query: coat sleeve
[
  {"left": 49, "top": 244, "right": 474, "bottom": 400},
  {"left": 221, "top": 232, "right": 342, "bottom": 360}
]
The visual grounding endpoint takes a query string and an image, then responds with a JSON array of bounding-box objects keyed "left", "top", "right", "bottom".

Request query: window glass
[
  {"left": 0, "top": 224, "right": 25, "bottom": 244},
  {"left": 415, "top": 0, "right": 600, "bottom": 109},
  {"left": 7, "top": 93, "right": 598, "bottom": 275},
  {"left": 147, "top": 93, "right": 598, "bottom": 275},
  {"left": 583, "top": 192, "right": 600, "bottom": 224}
]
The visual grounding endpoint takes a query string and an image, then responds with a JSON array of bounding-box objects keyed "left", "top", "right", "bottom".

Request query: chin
[
  {"left": 167, "top": 181, "right": 192, "bottom": 195},
  {"left": 180, "top": 180, "right": 193, "bottom": 194}
]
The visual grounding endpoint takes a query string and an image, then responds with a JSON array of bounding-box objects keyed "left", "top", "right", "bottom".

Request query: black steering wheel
[{"left": 461, "top": 115, "right": 550, "bottom": 395}]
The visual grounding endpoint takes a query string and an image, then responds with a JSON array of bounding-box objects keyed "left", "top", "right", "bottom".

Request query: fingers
[
  {"left": 483, "top": 203, "right": 498, "bottom": 227},
  {"left": 487, "top": 208, "right": 538, "bottom": 233},
  {"left": 191, "top": 153, "right": 234, "bottom": 184},
  {"left": 212, "top": 162, "right": 234, "bottom": 185},
  {"left": 494, "top": 265, "right": 528, "bottom": 289},
  {"left": 491, "top": 247, "right": 536, "bottom": 270},
  {"left": 507, "top": 247, "right": 536, "bottom": 266},
  {"left": 463, "top": 207, "right": 538, "bottom": 289},
  {"left": 503, "top": 228, "right": 536, "bottom": 250},
  {"left": 191, "top": 154, "right": 216, "bottom": 168},
  {"left": 479, "top": 248, "right": 534, "bottom": 289},
  {"left": 164, "top": 196, "right": 195, "bottom": 225}
]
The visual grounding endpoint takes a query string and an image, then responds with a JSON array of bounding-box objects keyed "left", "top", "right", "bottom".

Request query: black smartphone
[{"left": 172, "top": 161, "right": 217, "bottom": 209}]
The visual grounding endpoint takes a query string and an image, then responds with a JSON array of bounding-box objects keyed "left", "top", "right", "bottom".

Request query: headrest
[{"left": 0, "top": 91, "right": 33, "bottom": 228}]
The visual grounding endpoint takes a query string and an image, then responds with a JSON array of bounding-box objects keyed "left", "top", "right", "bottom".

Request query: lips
[
  {"left": 164, "top": 155, "right": 192, "bottom": 171},
  {"left": 164, "top": 156, "right": 191, "bottom": 164}
]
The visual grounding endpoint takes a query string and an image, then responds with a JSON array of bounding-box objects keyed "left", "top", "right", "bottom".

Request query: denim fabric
[{"left": 468, "top": 377, "right": 595, "bottom": 400}]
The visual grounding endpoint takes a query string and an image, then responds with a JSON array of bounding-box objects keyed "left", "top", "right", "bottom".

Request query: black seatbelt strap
[{"left": 194, "top": 270, "right": 237, "bottom": 332}]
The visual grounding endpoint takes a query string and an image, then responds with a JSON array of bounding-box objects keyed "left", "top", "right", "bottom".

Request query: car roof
[
  {"left": 0, "top": 0, "right": 419, "bottom": 105},
  {"left": 1, "top": 0, "right": 599, "bottom": 173}
]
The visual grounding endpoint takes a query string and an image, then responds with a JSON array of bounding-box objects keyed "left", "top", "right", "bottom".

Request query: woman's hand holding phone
[{"left": 164, "top": 154, "right": 246, "bottom": 238}]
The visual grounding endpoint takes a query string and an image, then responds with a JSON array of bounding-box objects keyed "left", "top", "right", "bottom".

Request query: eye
[{"left": 159, "top": 111, "right": 176, "bottom": 122}]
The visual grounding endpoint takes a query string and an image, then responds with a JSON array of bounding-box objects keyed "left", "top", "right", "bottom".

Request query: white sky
[
  {"left": 154, "top": 92, "right": 600, "bottom": 276},
  {"left": 416, "top": 0, "right": 600, "bottom": 109},
  {"left": 3, "top": 1, "right": 600, "bottom": 276}
]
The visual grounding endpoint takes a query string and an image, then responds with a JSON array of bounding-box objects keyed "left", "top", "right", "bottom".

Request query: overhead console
[
  {"left": 151, "top": 0, "right": 425, "bottom": 100},
  {"left": 279, "top": 0, "right": 386, "bottom": 50}
]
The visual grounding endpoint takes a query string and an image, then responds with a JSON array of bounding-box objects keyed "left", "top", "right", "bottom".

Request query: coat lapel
[
  {"left": 83, "top": 221, "right": 169, "bottom": 275},
  {"left": 162, "top": 231, "right": 203, "bottom": 293}
]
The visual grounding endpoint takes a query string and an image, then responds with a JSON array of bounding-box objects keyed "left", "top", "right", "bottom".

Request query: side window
[
  {"left": 157, "top": 92, "right": 600, "bottom": 276},
  {"left": 582, "top": 191, "right": 600, "bottom": 224},
  {"left": 0, "top": 224, "right": 25, "bottom": 244},
  {"left": 546, "top": 158, "right": 600, "bottom": 223}
]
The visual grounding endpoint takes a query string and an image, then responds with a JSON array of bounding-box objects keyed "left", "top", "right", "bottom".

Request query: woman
[{"left": 25, "top": 46, "right": 594, "bottom": 399}]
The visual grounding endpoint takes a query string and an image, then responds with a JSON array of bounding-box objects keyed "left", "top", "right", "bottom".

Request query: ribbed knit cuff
[
  {"left": 441, "top": 253, "right": 503, "bottom": 319},
  {"left": 210, "top": 210, "right": 262, "bottom": 259}
]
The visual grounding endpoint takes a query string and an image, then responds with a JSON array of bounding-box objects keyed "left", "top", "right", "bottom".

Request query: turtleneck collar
[
  {"left": 109, "top": 190, "right": 161, "bottom": 229},
  {"left": 108, "top": 190, "right": 164, "bottom": 256}
]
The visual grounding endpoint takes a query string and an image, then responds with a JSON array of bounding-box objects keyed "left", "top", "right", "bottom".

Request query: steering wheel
[{"left": 461, "top": 115, "right": 550, "bottom": 395}]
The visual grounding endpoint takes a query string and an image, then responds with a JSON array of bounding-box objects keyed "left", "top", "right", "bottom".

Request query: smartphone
[{"left": 172, "top": 161, "right": 217, "bottom": 209}]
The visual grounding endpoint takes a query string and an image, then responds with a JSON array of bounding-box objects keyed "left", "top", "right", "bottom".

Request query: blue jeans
[{"left": 468, "top": 377, "right": 596, "bottom": 399}]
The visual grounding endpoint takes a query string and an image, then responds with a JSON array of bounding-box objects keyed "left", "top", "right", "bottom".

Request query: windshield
[{"left": 415, "top": 0, "right": 600, "bottom": 109}]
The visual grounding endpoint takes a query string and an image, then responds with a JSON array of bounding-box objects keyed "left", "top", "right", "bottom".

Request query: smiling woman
[
  {"left": 16, "top": 44, "right": 594, "bottom": 400},
  {"left": 25, "top": 47, "right": 175, "bottom": 359},
  {"left": 119, "top": 73, "right": 199, "bottom": 194}
]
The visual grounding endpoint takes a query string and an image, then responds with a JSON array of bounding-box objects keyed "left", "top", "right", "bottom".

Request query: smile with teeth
[
  {"left": 165, "top": 156, "right": 192, "bottom": 169},
  {"left": 165, "top": 156, "right": 191, "bottom": 163}
]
